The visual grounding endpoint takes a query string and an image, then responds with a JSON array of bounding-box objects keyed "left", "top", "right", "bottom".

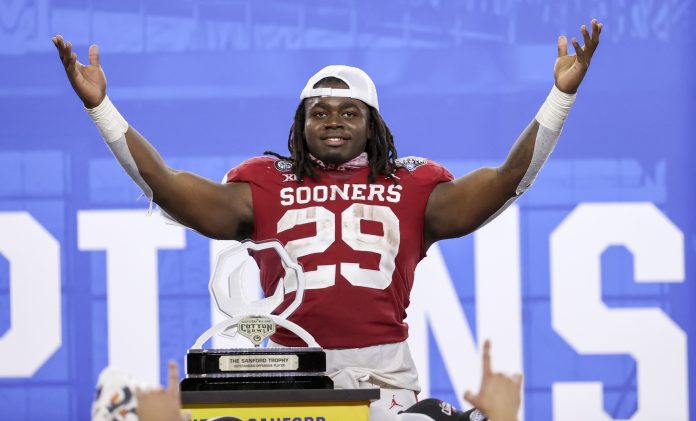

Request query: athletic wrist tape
[
  {"left": 535, "top": 85, "right": 576, "bottom": 132},
  {"left": 86, "top": 96, "right": 154, "bottom": 202},
  {"left": 85, "top": 95, "right": 129, "bottom": 143}
]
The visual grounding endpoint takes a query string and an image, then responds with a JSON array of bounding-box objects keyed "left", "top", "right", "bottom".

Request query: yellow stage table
[{"left": 182, "top": 388, "right": 380, "bottom": 421}]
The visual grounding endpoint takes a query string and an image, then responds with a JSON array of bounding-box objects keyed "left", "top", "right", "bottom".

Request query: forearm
[
  {"left": 87, "top": 96, "right": 171, "bottom": 201},
  {"left": 121, "top": 129, "right": 254, "bottom": 239},
  {"left": 479, "top": 86, "right": 575, "bottom": 226},
  {"left": 88, "top": 98, "right": 207, "bottom": 207},
  {"left": 497, "top": 120, "right": 540, "bottom": 196},
  {"left": 123, "top": 126, "right": 177, "bottom": 200},
  {"left": 501, "top": 86, "right": 576, "bottom": 193},
  {"left": 86, "top": 97, "right": 254, "bottom": 240},
  {"left": 425, "top": 86, "right": 577, "bottom": 241}
]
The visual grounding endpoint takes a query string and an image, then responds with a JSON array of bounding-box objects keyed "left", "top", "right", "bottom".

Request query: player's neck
[{"left": 309, "top": 152, "right": 368, "bottom": 171}]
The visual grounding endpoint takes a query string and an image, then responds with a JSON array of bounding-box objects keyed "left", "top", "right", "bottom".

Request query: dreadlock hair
[{"left": 264, "top": 78, "right": 399, "bottom": 184}]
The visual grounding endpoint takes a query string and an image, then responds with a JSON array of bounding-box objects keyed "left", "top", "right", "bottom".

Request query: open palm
[
  {"left": 52, "top": 35, "right": 106, "bottom": 109},
  {"left": 554, "top": 19, "right": 603, "bottom": 94}
]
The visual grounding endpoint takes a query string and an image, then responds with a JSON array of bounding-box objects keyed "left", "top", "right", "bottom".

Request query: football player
[{"left": 54, "top": 19, "right": 601, "bottom": 420}]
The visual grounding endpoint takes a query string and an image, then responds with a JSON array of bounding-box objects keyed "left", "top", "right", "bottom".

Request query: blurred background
[{"left": 0, "top": 0, "right": 694, "bottom": 419}]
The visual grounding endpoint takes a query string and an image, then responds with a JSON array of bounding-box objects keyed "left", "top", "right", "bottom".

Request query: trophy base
[{"left": 180, "top": 373, "right": 334, "bottom": 391}]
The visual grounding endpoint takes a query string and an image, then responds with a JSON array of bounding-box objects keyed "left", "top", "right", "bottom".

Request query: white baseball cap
[{"left": 300, "top": 65, "right": 379, "bottom": 111}]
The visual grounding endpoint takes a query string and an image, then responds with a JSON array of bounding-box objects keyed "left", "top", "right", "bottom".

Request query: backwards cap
[{"left": 300, "top": 65, "right": 379, "bottom": 111}]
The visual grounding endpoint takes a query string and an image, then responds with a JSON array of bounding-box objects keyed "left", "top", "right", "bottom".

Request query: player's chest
[{"left": 252, "top": 178, "right": 426, "bottom": 245}]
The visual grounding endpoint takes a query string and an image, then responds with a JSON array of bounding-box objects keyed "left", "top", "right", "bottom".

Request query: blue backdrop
[{"left": 1, "top": 0, "right": 694, "bottom": 420}]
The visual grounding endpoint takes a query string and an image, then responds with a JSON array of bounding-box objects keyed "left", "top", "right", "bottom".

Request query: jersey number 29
[{"left": 277, "top": 204, "right": 400, "bottom": 291}]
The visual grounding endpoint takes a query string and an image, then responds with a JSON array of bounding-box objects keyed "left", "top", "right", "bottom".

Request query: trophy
[{"left": 180, "top": 240, "right": 333, "bottom": 391}]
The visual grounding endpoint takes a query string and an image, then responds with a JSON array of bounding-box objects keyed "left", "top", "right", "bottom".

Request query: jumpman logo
[{"left": 389, "top": 394, "right": 404, "bottom": 410}]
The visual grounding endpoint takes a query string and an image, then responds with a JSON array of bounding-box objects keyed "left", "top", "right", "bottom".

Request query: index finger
[
  {"left": 52, "top": 35, "right": 66, "bottom": 58},
  {"left": 581, "top": 25, "right": 592, "bottom": 49},
  {"left": 166, "top": 360, "right": 180, "bottom": 396},
  {"left": 482, "top": 339, "right": 491, "bottom": 375}
]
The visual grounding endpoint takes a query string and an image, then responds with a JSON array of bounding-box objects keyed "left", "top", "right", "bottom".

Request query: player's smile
[
  {"left": 304, "top": 95, "right": 370, "bottom": 165},
  {"left": 321, "top": 135, "right": 350, "bottom": 147}
]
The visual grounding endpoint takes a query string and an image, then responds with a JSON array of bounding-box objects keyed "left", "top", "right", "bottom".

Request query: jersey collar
[{"left": 309, "top": 152, "right": 368, "bottom": 171}]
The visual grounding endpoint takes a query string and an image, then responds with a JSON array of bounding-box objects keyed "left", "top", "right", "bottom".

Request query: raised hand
[
  {"left": 464, "top": 340, "right": 523, "bottom": 421},
  {"left": 554, "top": 19, "right": 603, "bottom": 94},
  {"left": 136, "top": 360, "right": 190, "bottom": 421},
  {"left": 52, "top": 35, "right": 106, "bottom": 109}
]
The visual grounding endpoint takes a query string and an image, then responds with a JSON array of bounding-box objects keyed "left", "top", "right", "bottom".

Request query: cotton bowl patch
[
  {"left": 274, "top": 160, "right": 294, "bottom": 172},
  {"left": 396, "top": 156, "right": 427, "bottom": 171}
]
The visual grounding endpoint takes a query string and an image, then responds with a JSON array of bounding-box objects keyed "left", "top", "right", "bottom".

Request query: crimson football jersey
[{"left": 225, "top": 156, "right": 453, "bottom": 348}]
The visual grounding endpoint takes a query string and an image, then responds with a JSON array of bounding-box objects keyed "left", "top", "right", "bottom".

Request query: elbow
[
  {"left": 200, "top": 222, "right": 253, "bottom": 241},
  {"left": 495, "top": 165, "right": 526, "bottom": 198},
  {"left": 145, "top": 169, "right": 181, "bottom": 204}
]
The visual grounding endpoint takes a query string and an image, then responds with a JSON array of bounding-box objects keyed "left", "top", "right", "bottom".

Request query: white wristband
[
  {"left": 86, "top": 96, "right": 153, "bottom": 204},
  {"left": 535, "top": 85, "right": 576, "bottom": 132},
  {"left": 85, "top": 95, "right": 129, "bottom": 143}
]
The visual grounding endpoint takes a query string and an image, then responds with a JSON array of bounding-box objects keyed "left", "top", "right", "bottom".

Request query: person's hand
[
  {"left": 554, "top": 19, "right": 603, "bottom": 94},
  {"left": 464, "top": 340, "right": 523, "bottom": 421},
  {"left": 52, "top": 35, "right": 106, "bottom": 109},
  {"left": 136, "top": 360, "right": 190, "bottom": 421}
]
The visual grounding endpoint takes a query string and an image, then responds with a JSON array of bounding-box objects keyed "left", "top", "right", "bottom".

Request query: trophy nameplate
[
  {"left": 181, "top": 240, "right": 333, "bottom": 391},
  {"left": 186, "top": 347, "right": 326, "bottom": 375},
  {"left": 219, "top": 354, "right": 298, "bottom": 372}
]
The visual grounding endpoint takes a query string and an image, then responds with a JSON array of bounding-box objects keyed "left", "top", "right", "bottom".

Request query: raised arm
[
  {"left": 52, "top": 35, "right": 253, "bottom": 240},
  {"left": 424, "top": 20, "right": 602, "bottom": 246}
]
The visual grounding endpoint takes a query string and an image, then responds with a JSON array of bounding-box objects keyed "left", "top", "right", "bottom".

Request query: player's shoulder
[
  {"left": 238, "top": 155, "right": 291, "bottom": 170},
  {"left": 224, "top": 156, "right": 295, "bottom": 183},
  {"left": 394, "top": 156, "right": 453, "bottom": 181}
]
